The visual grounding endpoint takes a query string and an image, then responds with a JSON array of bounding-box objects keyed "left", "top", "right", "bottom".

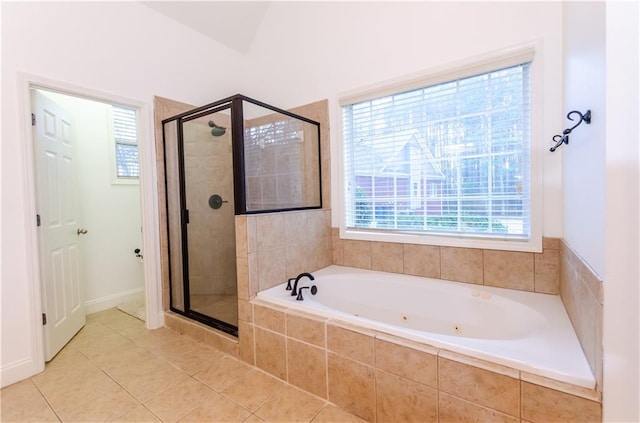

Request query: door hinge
[
  {"left": 184, "top": 209, "right": 190, "bottom": 224},
  {"left": 31, "top": 113, "right": 36, "bottom": 126},
  {"left": 42, "top": 313, "right": 47, "bottom": 325},
  {"left": 36, "top": 214, "right": 41, "bottom": 227}
]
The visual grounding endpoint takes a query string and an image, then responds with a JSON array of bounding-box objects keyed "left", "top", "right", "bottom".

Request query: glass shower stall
[{"left": 162, "top": 95, "right": 321, "bottom": 335}]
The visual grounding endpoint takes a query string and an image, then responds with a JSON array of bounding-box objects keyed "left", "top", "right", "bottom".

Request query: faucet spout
[{"left": 291, "top": 272, "right": 315, "bottom": 296}]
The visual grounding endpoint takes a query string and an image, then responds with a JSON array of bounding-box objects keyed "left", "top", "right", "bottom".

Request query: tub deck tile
[
  {"left": 438, "top": 349, "right": 520, "bottom": 379},
  {"left": 520, "top": 371, "right": 599, "bottom": 401}
]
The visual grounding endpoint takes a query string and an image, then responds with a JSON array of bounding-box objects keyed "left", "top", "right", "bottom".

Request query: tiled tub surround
[
  {"left": 165, "top": 218, "right": 603, "bottom": 422},
  {"left": 560, "top": 240, "right": 604, "bottom": 398},
  {"left": 332, "top": 229, "right": 561, "bottom": 294},
  {"left": 258, "top": 265, "right": 594, "bottom": 389},
  {"left": 241, "top": 299, "right": 601, "bottom": 423}
]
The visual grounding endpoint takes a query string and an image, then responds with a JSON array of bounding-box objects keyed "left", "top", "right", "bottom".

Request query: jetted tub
[{"left": 257, "top": 265, "right": 595, "bottom": 389}]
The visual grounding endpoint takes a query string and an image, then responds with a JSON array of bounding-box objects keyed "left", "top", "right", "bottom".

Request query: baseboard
[
  {"left": 85, "top": 288, "right": 144, "bottom": 315},
  {"left": 1, "top": 357, "right": 43, "bottom": 388}
]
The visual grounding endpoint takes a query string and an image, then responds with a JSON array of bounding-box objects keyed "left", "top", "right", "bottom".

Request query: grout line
[{"left": 30, "top": 378, "right": 63, "bottom": 423}]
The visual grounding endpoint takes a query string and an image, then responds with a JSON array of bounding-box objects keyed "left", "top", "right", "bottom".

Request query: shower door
[{"left": 164, "top": 104, "right": 238, "bottom": 335}]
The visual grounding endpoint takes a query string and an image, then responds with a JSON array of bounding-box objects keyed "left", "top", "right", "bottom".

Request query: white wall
[
  {"left": 563, "top": 1, "right": 606, "bottom": 278},
  {"left": 40, "top": 91, "right": 145, "bottom": 312},
  {"left": 562, "top": 3, "right": 640, "bottom": 419},
  {"left": 1, "top": 1, "right": 247, "bottom": 387},
  {"left": 241, "top": 1, "right": 565, "bottom": 238},
  {"left": 603, "top": 2, "right": 640, "bottom": 421}
]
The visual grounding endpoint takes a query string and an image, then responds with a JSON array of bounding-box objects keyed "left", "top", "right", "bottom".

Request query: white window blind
[
  {"left": 112, "top": 105, "right": 139, "bottom": 179},
  {"left": 342, "top": 62, "right": 532, "bottom": 240}
]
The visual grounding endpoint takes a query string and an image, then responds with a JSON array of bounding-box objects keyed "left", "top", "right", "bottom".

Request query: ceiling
[{"left": 141, "top": 1, "right": 271, "bottom": 54}]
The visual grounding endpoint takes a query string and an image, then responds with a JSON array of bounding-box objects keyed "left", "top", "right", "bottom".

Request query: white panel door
[{"left": 32, "top": 89, "right": 85, "bottom": 361}]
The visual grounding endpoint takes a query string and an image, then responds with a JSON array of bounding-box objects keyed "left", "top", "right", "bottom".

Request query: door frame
[{"left": 18, "top": 72, "right": 164, "bottom": 367}]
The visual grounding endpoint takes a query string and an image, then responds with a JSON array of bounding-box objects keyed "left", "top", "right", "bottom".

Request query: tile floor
[{"left": 0, "top": 308, "right": 366, "bottom": 423}]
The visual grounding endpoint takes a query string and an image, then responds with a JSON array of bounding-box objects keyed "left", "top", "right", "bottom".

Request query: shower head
[{"left": 208, "top": 120, "right": 226, "bottom": 137}]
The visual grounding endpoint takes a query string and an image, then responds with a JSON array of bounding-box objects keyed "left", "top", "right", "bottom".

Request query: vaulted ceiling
[{"left": 141, "top": 1, "right": 271, "bottom": 54}]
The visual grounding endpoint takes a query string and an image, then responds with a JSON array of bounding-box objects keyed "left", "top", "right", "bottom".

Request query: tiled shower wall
[
  {"left": 183, "top": 120, "right": 236, "bottom": 296},
  {"left": 560, "top": 240, "right": 604, "bottom": 398}
]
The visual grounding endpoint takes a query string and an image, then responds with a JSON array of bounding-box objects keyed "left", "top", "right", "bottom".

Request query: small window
[
  {"left": 112, "top": 105, "right": 139, "bottom": 180},
  {"left": 340, "top": 51, "right": 538, "bottom": 250}
]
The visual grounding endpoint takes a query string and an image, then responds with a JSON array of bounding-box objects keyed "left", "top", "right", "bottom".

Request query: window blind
[
  {"left": 112, "top": 105, "right": 139, "bottom": 179},
  {"left": 342, "top": 62, "right": 531, "bottom": 239}
]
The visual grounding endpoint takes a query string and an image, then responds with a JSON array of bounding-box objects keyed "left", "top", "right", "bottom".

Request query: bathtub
[{"left": 257, "top": 265, "right": 595, "bottom": 389}]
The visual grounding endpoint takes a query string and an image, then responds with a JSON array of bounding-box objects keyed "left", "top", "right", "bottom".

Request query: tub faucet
[{"left": 291, "top": 272, "right": 314, "bottom": 296}]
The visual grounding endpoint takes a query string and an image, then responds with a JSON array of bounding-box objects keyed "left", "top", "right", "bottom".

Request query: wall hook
[{"left": 550, "top": 110, "right": 591, "bottom": 152}]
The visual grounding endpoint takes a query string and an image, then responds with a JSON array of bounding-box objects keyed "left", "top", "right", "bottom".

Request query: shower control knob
[
  {"left": 77, "top": 228, "right": 88, "bottom": 235},
  {"left": 208, "top": 194, "right": 228, "bottom": 210}
]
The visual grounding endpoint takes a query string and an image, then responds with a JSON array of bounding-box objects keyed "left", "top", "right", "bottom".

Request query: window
[
  {"left": 341, "top": 50, "right": 539, "bottom": 250},
  {"left": 112, "top": 105, "right": 139, "bottom": 180},
  {"left": 244, "top": 119, "right": 305, "bottom": 210}
]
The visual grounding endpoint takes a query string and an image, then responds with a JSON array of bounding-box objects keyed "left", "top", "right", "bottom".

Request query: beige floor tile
[
  {"left": 154, "top": 339, "right": 224, "bottom": 375},
  {"left": 0, "top": 379, "right": 59, "bottom": 422},
  {"left": 311, "top": 404, "right": 368, "bottom": 423},
  {"left": 243, "top": 415, "right": 267, "bottom": 423},
  {"left": 65, "top": 323, "right": 119, "bottom": 349},
  {"left": 89, "top": 344, "right": 158, "bottom": 373},
  {"left": 91, "top": 307, "right": 146, "bottom": 332},
  {"left": 2, "top": 309, "right": 362, "bottom": 423},
  {"left": 108, "top": 356, "right": 190, "bottom": 403},
  {"left": 121, "top": 326, "right": 186, "bottom": 351},
  {"left": 36, "top": 348, "right": 94, "bottom": 374},
  {"left": 222, "top": 369, "right": 288, "bottom": 411},
  {"left": 71, "top": 331, "right": 138, "bottom": 360},
  {"left": 57, "top": 384, "right": 139, "bottom": 422},
  {"left": 194, "top": 355, "right": 253, "bottom": 391},
  {"left": 255, "top": 385, "right": 325, "bottom": 423},
  {"left": 152, "top": 333, "right": 202, "bottom": 358},
  {"left": 33, "top": 361, "right": 118, "bottom": 416},
  {"left": 177, "top": 393, "right": 251, "bottom": 422},
  {"left": 111, "top": 403, "right": 162, "bottom": 422},
  {"left": 168, "top": 343, "right": 229, "bottom": 375},
  {"left": 144, "top": 377, "right": 223, "bottom": 423}
]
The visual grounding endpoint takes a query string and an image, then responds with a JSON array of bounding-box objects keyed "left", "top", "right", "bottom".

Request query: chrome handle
[{"left": 77, "top": 228, "right": 88, "bottom": 235}]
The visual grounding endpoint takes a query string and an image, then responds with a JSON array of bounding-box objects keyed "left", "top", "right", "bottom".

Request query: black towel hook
[{"left": 550, "top": 110, "right": 591, "bottom": 152}]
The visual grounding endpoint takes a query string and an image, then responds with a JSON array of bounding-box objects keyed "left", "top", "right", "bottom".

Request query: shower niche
[{"left": 163, "top": 95, "right": 322, "bottom": 335}]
